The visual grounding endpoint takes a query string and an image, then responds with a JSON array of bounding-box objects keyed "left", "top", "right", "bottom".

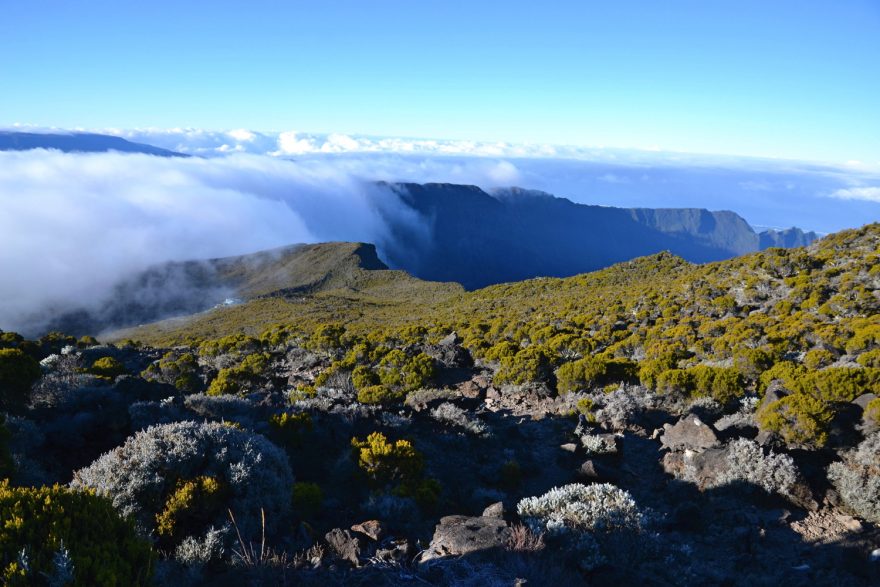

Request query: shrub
[
  {"left": 0, "top": 415, "right": 13, "bottom": 479},
  {"left": 72, "top": 421, "right": 293, "bottom": 544},
  {"left": 556, "top": 355, "right": 636, "bottom": 395},
  {"left": 803, "top": 349, "right": 835, "bottom": 370},
  {"left": 499, "top": 460, "right": 523, "bottom": 491},
  {"left": 268, "top": 411, "right": 312, "bottom": 448},
  {"left": 141, "top": 352, "right": 200, "bottom": 393},
  {"left": 292, "top": 482, "right": 323, "bottom": 519},
  {"left": 155, "top": 476, "right": 226, "bottom": 546},
  {"left": 206, "top": 352, "right": 270, "bottom": 396},
  {"left": 517, "top": 483, "right": 642, "bottom": 536},
  {"left": 865, "top": 398, "right": 880, "bottom": 424},
  {"left": 684, "top": 438, "right": 800, "bottom": 498},
  {"left": 857, "top": 349, "right": 880, "bottom": 369},
  {"left": 351, "top": 432, "right": 424, "bottom": 487},
  {"left": 827, "top": 432, "right": 880, "bottom": 522},
  {"left": 357, "top": 384, "right": 403, "bottom": 405},
  {"left": 429, "top": 402, "right": 489, "bottom": 436},
  {"left": 495, "top": 346, "right": 556, "bottom": 386},
  {"left": 757, "top": 393, "right": 833, "bottom": 447},
  {"left": 89, "top": 356, "right": 127, "bottom": 379},
  {"left": 0, "top": 348, "right": 41, "bottom": 411},
  {"left": 0, "top": 480, "right": 153, "bottom": 586}
]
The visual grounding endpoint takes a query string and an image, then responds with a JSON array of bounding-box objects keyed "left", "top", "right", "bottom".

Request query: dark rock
[
  {"left": 375, "top": 539, "right": 413, "bottom": 564},
  {"left": 324, "top": 528, "right": 363, "bottom": 566},
  {"left": 660, "top": 414, "right": 720, "bottom": 452},
  {"left": 351, "top": 520, "right": 386, "bottom": 541},
  {"left": 576, "top": 459, "right": 619, "bottom": 482},
  {"left": 482, "top": 502, "right": 505, "bottom": 518},
  {"left": 420, "top": 515, "right": 511, "bottom": 561}
]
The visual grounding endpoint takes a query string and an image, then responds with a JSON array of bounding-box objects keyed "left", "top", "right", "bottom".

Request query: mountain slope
[
  {"left": 99, "top": 242, "right": 462, "bottom": 341},
  {"left": 377, "top": 183, "right": 816, "bottom": 289},
  {"left": 0, "top": 131, "right": 186, "bottom": 157}
]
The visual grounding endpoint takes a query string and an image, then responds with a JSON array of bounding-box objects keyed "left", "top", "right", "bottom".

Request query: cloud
[
  {"left": 830, "top": 186, "right": 880, "bottom": 203},
  {"left": 0, "top": 149, "right": 532, "bottom": 334}
]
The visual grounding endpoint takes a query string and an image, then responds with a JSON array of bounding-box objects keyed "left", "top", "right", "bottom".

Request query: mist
[
  {"left": 0, "top": 149, "right": 526, "bottom": 334},
  {"left": 2, "top": 146, "right": 879, "bottom": 336}
]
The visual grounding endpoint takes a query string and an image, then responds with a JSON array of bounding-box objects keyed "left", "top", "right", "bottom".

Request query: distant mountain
[
  {"left": 0, "top": 131, "right": 186, "bottom": 157},
  {"left": 376, "top": 183, "right": 817, "bottom": 289},
  {"left": 758, "top": 227, "right": 820, "bottom": 249}
]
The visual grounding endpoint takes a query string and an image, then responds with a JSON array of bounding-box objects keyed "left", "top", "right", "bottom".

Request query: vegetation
[
  {"left": 0, "top": 348, "right": 41, "bottom": 411},
  {"left": 0, "top": 480, "right": 153, "bottom": 586}
]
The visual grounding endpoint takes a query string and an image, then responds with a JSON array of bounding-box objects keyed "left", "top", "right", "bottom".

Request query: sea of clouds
[{"left": 0, "top": 127, "right": 878, "bottom": 334}]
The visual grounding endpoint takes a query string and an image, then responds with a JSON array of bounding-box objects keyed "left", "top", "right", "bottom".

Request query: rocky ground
[{"left": 4, "top": 334, "right": 880, "bottom": 586}]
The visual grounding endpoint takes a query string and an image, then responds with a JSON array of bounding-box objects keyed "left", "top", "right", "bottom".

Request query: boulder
[
  {"left": 660, "top": 414, "right": 720, "bottom": 452},
  {"left": 420, "top": 515, "right": 511, "bottom": 561},
  {"left": 482, "top": 502, "right": 505, "bottom": 519},
  {"left": 852, "top": 393, "right": 878, "bottom": 410},
  {"left": 324, "top": 528, "right": 363, "bottom": 566},
  {"left": 351, "top": 519, "right": 386, "bottom": 541},
  {"left": 576, "top": 459, "right": 620, "bottom": 482}
]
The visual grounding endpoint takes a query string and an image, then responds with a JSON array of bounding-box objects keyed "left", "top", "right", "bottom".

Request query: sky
[{"left": 2, "top": 0, "right": 879, "bottom": 164}]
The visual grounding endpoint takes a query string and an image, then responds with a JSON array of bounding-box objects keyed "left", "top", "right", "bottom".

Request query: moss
[{"left": 0, "top": 480, "right": 153, "bottom": 586}]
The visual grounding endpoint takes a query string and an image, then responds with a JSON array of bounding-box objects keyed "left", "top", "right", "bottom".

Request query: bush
[
  {"left": 155, "top": 476, "right": 226, "bottom": 546},
  {"left": 357, "top": 384, "right": 404, "bottom": 405},
  {"left": 429, "top": 402, "right": 489, "bottom": 436},
  {"left": 72, "top": 421, "right": 293, "bottom": 545},
  {"left": 0, "top": 415, "right": 13, "bottom": 479},
  {"left": 803, "top": 349, "right": 835, "bottom": 370},
  {"left": 206, "top": 352, "right": 270, "bottom": 396},
  {"left": 757, "top": 393, "right": 833, "bottom": 447},
  {"left": 89, "top": 356, "right": 127, "bottom": 379},
  {"left": 556, "top": 355, "right": 636, "bottom": 395},
  {"left": 141, "top": 352, "right": 200, "bottom": 393},
  {"left": 827, "top": 432, "right": 880, "bottom": 522},
  {"left": 517, "top": 483, "right": 642, "bottom": 536},
  {"left": 0, "top": 348, "right": 41, "bottom": 410},
  {"left": 0, "top": 480, "right": 153, "bottom": 586},
  {"left": 685, "top": 438, "right": 800, "bottom": 499},
  {"left": 351, "top": 432, "right": 424, "bottom": 488},
  {"left": 865, "top": 398, "right": 880, "bottom": 424},
  {"left": 495, "top": 346, "right": 556, "bottom": 386},
  {"left": 292, "top": 482, "right": 323, "bottom": 519},
  {"left": 268, "top": 411, "right": 312, "bottom": 448}
]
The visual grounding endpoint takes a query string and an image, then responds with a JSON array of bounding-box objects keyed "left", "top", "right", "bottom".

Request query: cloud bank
[{"left": 1, "top": 136, "right": 878, "bottom": 335}]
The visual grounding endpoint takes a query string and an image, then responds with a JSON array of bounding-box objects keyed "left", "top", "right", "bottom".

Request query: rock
[
  {"left": 457, "top": 379, "right": 484, "bottom": 399},
  {"left": 560, "top": 443, "right": 578, "bottom": 453},
  {"left": 482, "top": 502, "right": 505, "bottom": 518},
  {"left": 423, "top": 333, "right": 473, "bottom": 368},
  {"left": 660, "top": 414, "right": 720, "bottom": 452},
  {"left": 351, "top": 519, "right": 386, "bottom": 541},
  {"left": 324, "top": 528, "right": 363, "bottom": 566},
  {"left": 439, "top": 331, "right": 462, "bottom": 346},
  {"left": 420, "top": 515, "right": 511, "bottom": 562},
  {"left": 852, "top": 393, "right": 878, "bottom": 410},
  {"left": 576, "top": 459, "right": 619, "bottom": 482},
  {"left": 486, "top": 387, "right": 502, "bottom": 402},
  {"left": 376, "top": 539, "right": 413, "bottom": 564},
  {"left": 405, "top": 388, "right": 458, "bottom": 412}
]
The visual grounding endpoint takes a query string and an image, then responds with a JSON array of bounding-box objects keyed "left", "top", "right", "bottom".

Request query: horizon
[{"left": 2, "top": 1, "right": 879, "bottom": 165}]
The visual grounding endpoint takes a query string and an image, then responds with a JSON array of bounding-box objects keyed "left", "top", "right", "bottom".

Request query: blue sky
[{"left": 2, "top": 0, "right": 879, "bottom": 163}]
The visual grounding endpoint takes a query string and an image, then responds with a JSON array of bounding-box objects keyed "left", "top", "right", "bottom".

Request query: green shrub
[
  {"left": 77, "top": 335, "right": 99, "bottom": 348},
  {"left": 495, "top": 345, "right": 556, "bottom": 386},
  {"left": 155, "top": 476, "right": 225, "bottom": 546},
  {"left": 0, "top": 480, "right": 153, "bottom": 586},
  {"left": 757, "top": 393, "right": 833, "bottom": 447},
  {"left": 655, "top": 368, "right": 693, "bottom": 396},
  {"left": 864, "top": 398, "right": 880, "bottom": 424},
  {"left": 803, "top": 349, "right": 835, "bottom": 370},
  {"left": 0, "top": 416, "right": 12, "bottom": 479},
  {"left": 307, "top": 323, "right": 346, "bottom": 352},
  {"left": 357, "top": 384, "right": 404, "bottom": 405},
  {"left": 351, "top": 432, "right": 424, "bottom": 488},
  {"left": 0, "top": 348, "right": 41, "bottom": 411},
  {"left": 268, "top": 412, "right": 313, "bottom": 448},
  {"left": 89, "top": 356, "right": 127, "bottom": 379},
  {"left": 351, "top": 365, "right": 379, "bottom": 390},
  {"left": 557, "top": 355, "right": 636, "bottom": 394},
  {"left": 206, "top": 352, "right": 270, "bottom": 396},
  {"left": 141, "top": 352, "right": 200, "bottom": 393},
  {"left": 857, "top": 349, "right": 880, "bottom": 369},
  {"left": 292, "top": 482, "right": 323, "bottom": 519},
  {"left": 498, "top": 459, "right": 523, "bottom": 491}
]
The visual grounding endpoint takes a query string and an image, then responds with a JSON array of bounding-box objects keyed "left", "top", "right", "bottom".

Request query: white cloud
[{"left": 830, "top": 186, "right": 880, "bottom": 202}]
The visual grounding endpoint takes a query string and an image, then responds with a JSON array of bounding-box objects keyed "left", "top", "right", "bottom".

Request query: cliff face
[{"left": 378, "top": 183, "right": 786, "bottom": 289}]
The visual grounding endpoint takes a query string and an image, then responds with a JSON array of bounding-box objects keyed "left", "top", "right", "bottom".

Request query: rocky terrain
[{"left": 1, "top": 224, "right": 878, "bottom": 586}]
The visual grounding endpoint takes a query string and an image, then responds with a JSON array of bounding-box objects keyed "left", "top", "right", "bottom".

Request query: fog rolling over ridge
[{"left": 0, "top": 143, "right": 853, "bottom": 336}]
